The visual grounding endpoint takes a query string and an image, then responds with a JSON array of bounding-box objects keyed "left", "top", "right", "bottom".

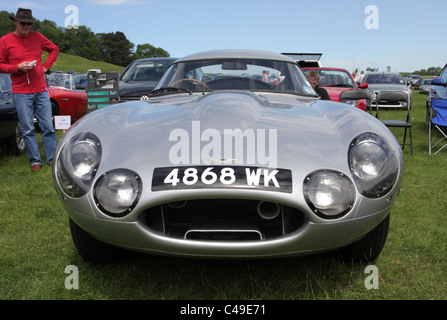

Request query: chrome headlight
[
  {"left": 348, "top": 132, "right": 399, "bottom": 198},
  {"left": 56, "top": 133, "right": 101, "bottom": 197},
  {"left": 94, "top": 169, "right": 142, "bottom": 217},
  {"left": 303, "top": 170, "right": 356, "bottom": 219}
]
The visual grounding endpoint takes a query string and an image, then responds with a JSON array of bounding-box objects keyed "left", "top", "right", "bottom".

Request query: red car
[
  {"left": 46, "top": 73, "right": 87, "bottom": 123},
  {"left": 303, "top": 67, "right": 368, "bottom": 111}
]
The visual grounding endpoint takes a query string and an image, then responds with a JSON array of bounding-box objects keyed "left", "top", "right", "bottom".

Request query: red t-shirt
[{"left": 0, "top": 31, "right": 59, "bottom": 93}]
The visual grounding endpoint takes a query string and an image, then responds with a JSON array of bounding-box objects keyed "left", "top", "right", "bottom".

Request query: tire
[
  {"left": 13, "top": 122, "right": 26, "bottom": 155},
  {"left": 2, "top": 122, "right": 25, "bottom": 155},
  {"left": 339, "top": 214, "right": 390, "bottom": 262},
  {"left": 69, "top": 218, "right": 123, "bottom": 263}
]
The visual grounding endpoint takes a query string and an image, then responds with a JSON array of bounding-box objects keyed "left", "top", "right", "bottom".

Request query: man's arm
[{"left": 40, "top": 33, "right": 59, "bottom": 72}]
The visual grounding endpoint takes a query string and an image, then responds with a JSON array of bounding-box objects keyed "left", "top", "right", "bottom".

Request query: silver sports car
[{"left": 53, "top": 50, "right": 404, "bottom": 263}]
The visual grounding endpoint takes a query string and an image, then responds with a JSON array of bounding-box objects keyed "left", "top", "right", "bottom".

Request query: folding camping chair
[
  {"left": 339, "top": 89, "right": 372, "bottom": 113},
  {"left": 428, "top": 98, "right": 447, "bottom": 155},
  {"left": 375, "top": 91, "right": 413, "bottom": 156}
]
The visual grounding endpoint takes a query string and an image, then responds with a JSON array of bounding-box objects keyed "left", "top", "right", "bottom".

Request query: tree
[
  {"left": 61, "top": 25, "right": 102, "bottom": 61},
  {"left": 0, "top": 10, "right": 170, "bottom": 67},
  {"left": 97, "top": 31, "right": 134, "bottom": 67},
  {"left": 0, "top": 11, "right": 16, "bottom": 36},
  {"left": 133, "top": 43, "right": 170, "bottom": 60}
]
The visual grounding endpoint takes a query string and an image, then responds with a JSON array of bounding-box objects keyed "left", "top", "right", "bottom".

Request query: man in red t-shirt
[{"left": 0, "top": 8, "right": 59, "bottom": 172}]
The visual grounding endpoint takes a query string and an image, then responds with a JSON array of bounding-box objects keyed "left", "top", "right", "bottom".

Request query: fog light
[
  {"left": 303, "top": 170, "right": 355, "bottom": 219},
  {"left": 94, "top": 169, "right": 142, "bottom": 217}
]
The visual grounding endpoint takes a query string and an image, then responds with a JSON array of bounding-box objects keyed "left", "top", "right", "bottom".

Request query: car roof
[
  {"left": 302, "top": 67, "right": 350, "bottom": 72},
  {"left": 365, "top": 71, "right": 402, "bottom": 75},
  {"left": 176, "top": 49, "right": 297, "bottom": 63},
  {"left": 134, "top": 57, "right": 178, "bottom": 63}
]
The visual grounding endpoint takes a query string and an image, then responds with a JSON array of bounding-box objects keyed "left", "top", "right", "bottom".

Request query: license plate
[{"left": 152, "top": 166, "right": 292, "bottom": 193}]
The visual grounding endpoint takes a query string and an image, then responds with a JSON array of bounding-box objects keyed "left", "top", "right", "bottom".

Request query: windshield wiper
[{"left": 150, "top": 87, "right": 192, "bottom": 96}]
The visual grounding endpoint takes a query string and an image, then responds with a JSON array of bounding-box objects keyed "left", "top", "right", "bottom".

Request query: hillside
[{"left": 42, "top": 51, "right": 125, "bottom": 74}]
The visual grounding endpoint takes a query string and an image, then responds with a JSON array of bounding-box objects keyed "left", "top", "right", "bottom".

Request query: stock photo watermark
[
  {"left": 364, "top": 5, "right": 379, "bottom": 30},
  {"left": 64, "top": 5, "right": 79, "bottom": 29},
  {"left": 168, "top": 121, "right": 278, "bottom": 168},
  {"left": 364, "top": 265, "right": 379, "bottom": 290},
  {"left": 64, "top": 265, "right": 79, "bottom": 290}
]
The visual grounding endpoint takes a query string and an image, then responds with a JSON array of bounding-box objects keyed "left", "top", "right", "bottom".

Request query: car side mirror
[
  {"left": 359, "top": 83, "right": 368, "bottom": 89},
  {"left": 431, "top": 78, "right": 446, "bottom": 86}
]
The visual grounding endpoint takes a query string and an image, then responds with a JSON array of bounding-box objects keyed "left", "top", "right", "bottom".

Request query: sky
[{"left": 2, "top": 0, "right": 446, "bottom": 73}]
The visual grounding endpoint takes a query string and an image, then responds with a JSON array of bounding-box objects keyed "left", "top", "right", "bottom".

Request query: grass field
[
  {"left": 42, "top": 51, "right": 125, "bottom": 74},
  {"left": 0, "top": 89, "right": 446, "bottom": 301}
]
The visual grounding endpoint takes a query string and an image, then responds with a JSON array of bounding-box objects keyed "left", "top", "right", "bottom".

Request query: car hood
[
  {"left": 63, "top": 91, "right": 395, "bottom": 177},
  {"left": 118, "top": 80, "right": 159, "bottom": 98}
]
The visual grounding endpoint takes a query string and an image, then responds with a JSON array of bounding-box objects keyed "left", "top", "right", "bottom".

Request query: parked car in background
[
  {"left": 0, "top": 73, "right": 24, "bottom": 154},
  {"left": 303, "top": 67, "right": 368, "bottom": 111},
  {"left": 361, "top": 72, "right": 412, "bottom": 108},
  {"left": 419, "top": 78, "right": 433, "bottom": 95},
  {"left": 53, "top": 49, "right": 404, "bottom": 264},
  {"left": 46, "top": 73, "right": 88, "bottom": 123},
  {"left": 73, "top": 73, "right": 88, "bottom": 90},
  {"left": 118, "top": 57, "right": 177, "bottom": 101},
  {"left": 406, "top": 74, "right": 423, "bottom": 88}
]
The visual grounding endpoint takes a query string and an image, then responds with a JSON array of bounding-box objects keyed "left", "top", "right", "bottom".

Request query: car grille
[{"left": 140, "top": 199, "right": 306, "bottom": 241}]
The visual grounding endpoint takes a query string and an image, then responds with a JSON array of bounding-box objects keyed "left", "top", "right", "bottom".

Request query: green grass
[
  {"left": 0, "top": 90, "right": 446, "bottom": 300},
  {"left": 42, "top": 52, "right": 125, "bottom": 74}
]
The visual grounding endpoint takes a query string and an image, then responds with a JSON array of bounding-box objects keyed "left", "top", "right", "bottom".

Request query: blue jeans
[{"left": 13, "top": 91, "right": 56, "bottom": 167}]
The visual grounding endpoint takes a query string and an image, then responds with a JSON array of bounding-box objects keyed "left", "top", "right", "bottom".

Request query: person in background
[
  {"left": 306, "top": 70, "right": 330, "bottom": 100},
  {"left": 0, "top": 8, "right": 59, "bottom": 172}
]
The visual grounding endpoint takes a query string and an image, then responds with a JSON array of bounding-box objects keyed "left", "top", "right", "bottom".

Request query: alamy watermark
[
  {"left": 364, "top": 5, "right": 379, "bottom": 30},
  {"left": 64, "top": 265, "right": 79, "bottom": 289},
  {"left": 168, "top": 121, "right": 278, "bottom": 168},
  {"left": 64, "top": 5, "right": 79, "bottom": 29},
  {"left": 364, "top": 265, "right": 379, "bottom": 290}
]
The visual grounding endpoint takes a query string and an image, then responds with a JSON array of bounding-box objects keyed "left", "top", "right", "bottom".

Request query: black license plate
[{"left": 152, "top": 166, "right": 292, "bottom": 193}]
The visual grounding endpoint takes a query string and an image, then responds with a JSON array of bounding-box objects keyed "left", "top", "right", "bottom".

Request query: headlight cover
[
  {"left": 56, "top": 133, "right": 101, "bottom": 197},
  {"left": 303, "top": 170, "right": 356, "bottom": 219},
  {"left": 94, "top": 169, "right": 142, "bottom": 217},
  {"left": 348, "top": 132, "right": 399, "bottom": 198}
]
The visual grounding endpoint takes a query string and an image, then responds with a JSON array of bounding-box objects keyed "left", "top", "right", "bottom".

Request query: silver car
[
  {"left": 361, "top": 71, "right": 412, "bottom": 108},
  {"left": 53, "top": 50, "right": 404, "bottom": 263}
]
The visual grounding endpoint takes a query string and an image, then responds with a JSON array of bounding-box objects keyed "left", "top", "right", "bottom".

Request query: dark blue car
[{"left": 0, "top": 73, "right": 24, "bottom": 154}]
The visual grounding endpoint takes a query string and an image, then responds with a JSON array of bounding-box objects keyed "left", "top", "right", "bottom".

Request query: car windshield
[
  {"left": 303, "top": 69, "right": 356, "bottom": 88},
  {"left": 121, "top": 60, "right": 173, "bottom": 81},
  {"left": 0, "top": 73, "right": 12, "bottom": 93},
  {"left": 45, "top": 73, "right": 75, "bottom": 90},
  {"left": 364, "top": 73, "right": 405, "bottom": 85},
  {"left": 154, "top": 58, "right": 316, "bottom": 96}
]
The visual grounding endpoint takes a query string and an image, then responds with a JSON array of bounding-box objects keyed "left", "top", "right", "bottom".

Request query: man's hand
[{"left": 18, "top": 61, "right": 34, "bottom": 72}]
